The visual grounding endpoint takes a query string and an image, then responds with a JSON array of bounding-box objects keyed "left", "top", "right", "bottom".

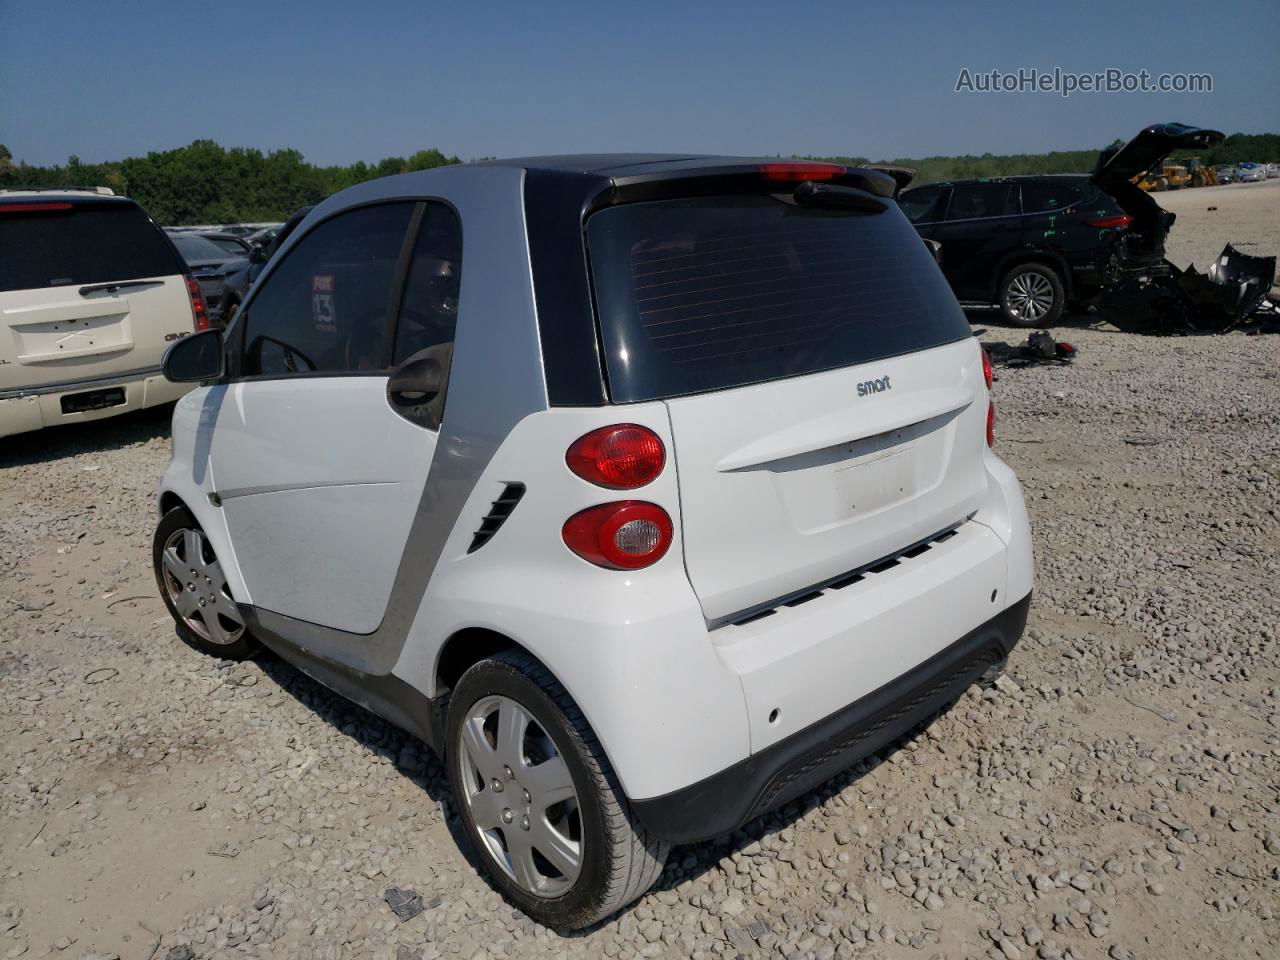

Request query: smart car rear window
[
  {"left": 586, "top": 194, "right": 969, "bottom": 402},
  {"left": 0, "top": 202, "right": 183, "bottom": 293}
]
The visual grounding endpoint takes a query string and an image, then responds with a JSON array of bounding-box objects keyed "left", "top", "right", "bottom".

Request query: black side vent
[{"left": 468, "top": 483, "right": 527, "bottom": 554}]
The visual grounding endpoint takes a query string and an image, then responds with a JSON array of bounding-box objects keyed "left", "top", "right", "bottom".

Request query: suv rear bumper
[
  {"left": 0, "top": 369, "right": 190, "bottom": 438},
  {"left": 632, "top": 591, "right": 1030, "bottom": 845}
]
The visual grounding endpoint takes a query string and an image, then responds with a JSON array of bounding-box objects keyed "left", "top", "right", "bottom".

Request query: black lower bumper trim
[{"left": 632, "top": 592, "right": 1031, "bottom": 845}]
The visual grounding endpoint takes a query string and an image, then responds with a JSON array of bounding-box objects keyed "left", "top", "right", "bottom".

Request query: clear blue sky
[{"left": 3, "top": 0, "right": 1277, "bottom": 166}]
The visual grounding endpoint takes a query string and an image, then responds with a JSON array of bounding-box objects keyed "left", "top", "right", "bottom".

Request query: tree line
[
  {"left": 0, "top": 140, "right": 460, "bottom": 225},
  {"left": 2, "top": 133, "right": 1276, "bottom": 224}
]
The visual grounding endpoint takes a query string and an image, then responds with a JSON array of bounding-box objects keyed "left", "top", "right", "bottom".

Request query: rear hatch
[
  {"left": 1092, "top": 124, "right": 1225, "bottom": 267},
  {"left": 1091, "top": 123, "right": 1224, "bottom": 188},
  {"left": 0, "top": 197, "right": 196, "bottom": 394},
  {"left": 586, "top": 174, "right": 988, "bottom": 623}
]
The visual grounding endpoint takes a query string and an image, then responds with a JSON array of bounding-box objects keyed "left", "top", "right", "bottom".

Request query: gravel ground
[{"left": 1, "top": 182, "right": 1277, "bottom": 960}]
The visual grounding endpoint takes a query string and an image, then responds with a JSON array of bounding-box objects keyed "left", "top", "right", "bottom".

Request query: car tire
[
  {"left": 446, "top": 651, "right": 669, "bottom": 929},
  {"left": 153, "top": 506, "right": 257, "bottom": 660},
  {"left": 999, "top": 263, "right": 1064, "bottom": 328}
]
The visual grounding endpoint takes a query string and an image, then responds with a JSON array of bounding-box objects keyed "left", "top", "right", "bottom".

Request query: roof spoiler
[
  {"left": 589, "top": 162, "right": 900, "bottom": 211},
  {"left": 1, "top": 185, "right": 116, "bottom": 196},
  {"left": 865, "top": 165, "right": 917, "bottom": 198}
]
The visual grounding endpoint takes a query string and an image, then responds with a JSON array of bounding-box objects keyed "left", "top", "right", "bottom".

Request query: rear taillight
[
  {"left": 566, "top": 424, "right": 665, "bottom": 489},
  {"left": 185, "top": 275, "right": 209, "bottom": 331},
  {"left": 758, "top": 162, "right": 845, "bottom": 182},
  {"left": 1085, "top": 214, "right": 1133, "bottom": 230},
  {"left": 981, "top": 346, "right": 995, "bottom": 447},
  {"left": 0, "top": 202, "right": 73, "bottom": 214},
  {"left": 562, "top": 501, "right": 673, "bottom": 570}
]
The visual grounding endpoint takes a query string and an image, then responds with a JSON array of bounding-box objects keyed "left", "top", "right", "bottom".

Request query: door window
[
  {"left": 240, "top": 203, "right": 414, "bottom": 377},
  {"left": 393, "top": 203, "right": 462, "bottom": 364},
  {"left": 944, "top": 183, "right": 1018, "bottom": 221},
  {"left": 1020, "top": 180, "right": 1086, "bottom": 212},
  {"left": 898, "top": 187, "right": 946, "bottom": 223}
]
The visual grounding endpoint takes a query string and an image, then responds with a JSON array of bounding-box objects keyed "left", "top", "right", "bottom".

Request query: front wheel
[
  {"left": 153, "top": 507, "right": 257, "bottom": 660},
  {"left": 446, "top": 651, "right": 668, "bottom": 929},
  {"left": 1000, "top": 263, "right": 1064, "bottom": 328}
]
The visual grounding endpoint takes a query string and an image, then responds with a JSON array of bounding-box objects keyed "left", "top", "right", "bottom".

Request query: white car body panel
[
  {"left": 204, "top": 377, "right": 437, "bottom": 634},
  {"left": 389, "top": 405, "right": 754, "bottom": 801},
  {"left": 666, "top": 338, "right": 987, "bottom": 623}
]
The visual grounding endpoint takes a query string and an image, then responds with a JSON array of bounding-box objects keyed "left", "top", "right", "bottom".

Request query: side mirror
[
  {"left": 162, "top": 329, "right": 224, "bottom": 383},
  {"left": 923, "top": 237, "right": 943, "bottom": 267},
  {"left": 249, "top": 244, "right": 270, "bottom": 265}
]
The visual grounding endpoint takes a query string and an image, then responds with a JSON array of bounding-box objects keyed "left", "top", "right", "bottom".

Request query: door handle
[{"left": 387, "top": 343, "right": 452, "bottom": 430}]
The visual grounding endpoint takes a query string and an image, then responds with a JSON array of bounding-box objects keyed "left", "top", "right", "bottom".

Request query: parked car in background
[
  {"left": 212, "top": 224, "right": 259, "bottom": 237},
  {"left": 0, "top": 188, "right": 205, "bottom": 438},
  {"left": 898, "top": 122, "right": 1223, "bottom": 326},
  {"left": 170, "top": 234, "right": 250, "bottom": 319},
  {"left": 154, "top": 155, "right": 1032, "bottom": 928},
  {"left": 1214, "top": 164, "right": 1236, "bottom": 184},
  {"left": 1235, "top": 162, "right": 1266, "bottom": 182},
  {"left": 196, "top": 232, "right": 253, "bottom": 257},
  {"left": 215, "top": 205, "right": 311, "bottom": 325},
  {"left": 1265, "top": 163, "right": 1279, "bottom": 179}
]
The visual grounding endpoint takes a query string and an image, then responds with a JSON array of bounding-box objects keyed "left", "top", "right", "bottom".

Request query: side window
[
  {"left": 1021, "top": 180, "right": 1083, "bottom": 213},
  {"left": 241, "top": 203, "right": 414, "bottom": 377},
  {"left": 898, "top": 187, "right": 945, "bottom": 224},
  {"left": 393, "top": 202, "right": 462, "bottom": 365},
  {"left": 945, "top": 183, "right": 1018, "bottom": 221}
]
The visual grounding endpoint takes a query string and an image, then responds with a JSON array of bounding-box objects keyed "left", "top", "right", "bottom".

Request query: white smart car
[
  {"left": 154, "top": 156, "right": 1033, "bottom": 928},
  {"left": 1, "top": 188, "right": 204, "bottom": 438}
]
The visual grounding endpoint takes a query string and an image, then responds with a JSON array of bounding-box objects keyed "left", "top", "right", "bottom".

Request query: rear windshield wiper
[
  {"left": 78, "top": 279, "right": 164, "bottom": 297},
  {"left": 794, "top": 181, "right": 887, "bottom": 214}
]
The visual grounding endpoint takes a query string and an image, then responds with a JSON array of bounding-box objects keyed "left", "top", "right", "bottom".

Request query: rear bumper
[
  {"left": 0, "top": 370, "right": 190, "bottom": 438},
  {"left": 633, "top": 591, "right": 1030, "bottom": 844}
]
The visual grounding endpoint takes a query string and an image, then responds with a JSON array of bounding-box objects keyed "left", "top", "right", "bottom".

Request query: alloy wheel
[
  {"left": 456, "top": 695, "right": 583, "bottom": 897},
  {"left": 160, "top": 527, "right": 246, "bottom": 646},
  {"left": 1006, "top": 270, "right": 1055, "bottom": 323}
]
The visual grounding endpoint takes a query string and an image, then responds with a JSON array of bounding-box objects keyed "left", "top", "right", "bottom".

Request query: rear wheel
[
  {"left": 1000, "top": 263, "right": 1064, "bottom": 328},
  {"left": 153, "top": 507, "right": 256, "bottom": 660},
  {"left": 446, "top": 651, "right": 668, "bottom": 929}
]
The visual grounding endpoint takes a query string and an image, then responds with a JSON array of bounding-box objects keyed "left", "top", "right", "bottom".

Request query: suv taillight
[
  {"left": 185, "top": 275, "right": 209, "bottom": 331},
  {"left": 1085, "top": 214, "right": 1133, "bottom": 230},
  {"left": 562, "top": 501, "right": 673, "bottom": 570},
  {"left": 981, "top": 346, "right": 995, "bottom": 447},
  {"left": 566, "top": 424, "right": 665, "bottom": 489}
]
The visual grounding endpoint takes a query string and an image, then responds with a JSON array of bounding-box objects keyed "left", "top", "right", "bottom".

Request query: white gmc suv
[
  {"left": 153, "top": 156, "right": 1033, "bottom": 929},
  {"left": 0, "top": 188, "right": 205, "bottom": 439}
]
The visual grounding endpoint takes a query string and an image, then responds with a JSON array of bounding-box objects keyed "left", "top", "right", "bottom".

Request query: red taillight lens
[
  {"left": 562, "top": 501, "right": 673, "bottom": 570},
  {"left": 758, "top": 162, "right": 845, "bottom": 182},
  {"left": 185, "top": 275, "right": 209, "bottom": 331},
  {"left": 0, "top": 202, "right": 73, "bottom": 214},
  {"left": 1085, "top": 215, "right": 1133, "bottom": 230},
  {"left": 566, "top": 424, "right": 665, "bottom": 489},
  {"left": 986, "top": 402, "right": 996, "bottom": 448},
  {"left": 980, "top": 346, "right": 994, "bottom": 389}
]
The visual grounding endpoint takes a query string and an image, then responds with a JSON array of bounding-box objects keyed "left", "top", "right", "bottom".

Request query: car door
[
  {"left": 208, "top": 200, "right": 463, "bottom": 635},
  {"left": 928, "top": 182, "right": 1021, "bottom": 301}
]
